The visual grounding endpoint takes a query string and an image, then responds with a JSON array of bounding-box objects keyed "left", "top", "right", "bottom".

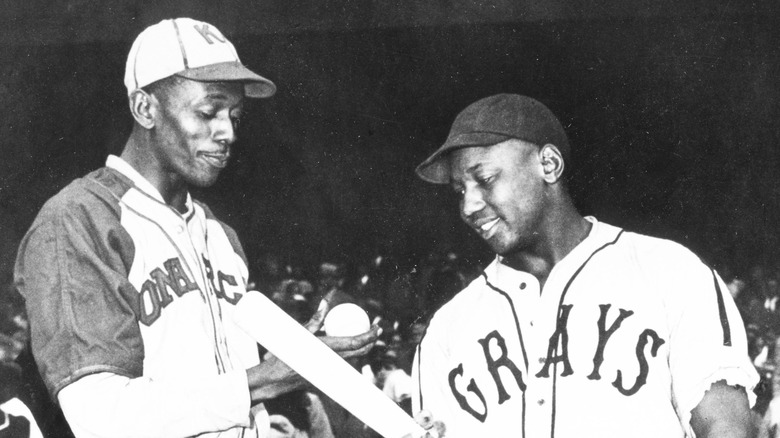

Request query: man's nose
[
  {"left": 214, "top": 114, "right": 237, "bottom": 145},
  {"left": 461, "top": 186, "right": 485, "bottom": 218}
]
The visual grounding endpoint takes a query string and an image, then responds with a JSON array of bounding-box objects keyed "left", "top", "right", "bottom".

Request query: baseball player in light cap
[
  {"left": 411, "top": 94, "right": 759, "bottom": 437},
  {"left": 15, "top": 18, "right": 379, "bottom": 438}
]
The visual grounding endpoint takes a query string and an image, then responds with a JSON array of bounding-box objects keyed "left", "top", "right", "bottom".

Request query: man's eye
[
  {"left": 199, "top": 111, "right": 216, "bottom": 119},
  {"left": 477, "top": 176, "right": 494, "bottom": 185}
]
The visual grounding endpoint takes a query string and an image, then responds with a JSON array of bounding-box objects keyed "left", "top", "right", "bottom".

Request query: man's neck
[
  {"left": 503, "top": 206, "right": 592, "bottom": 288},
  {"left": 120, "top": 136, "right": 189, "bottom": 213}
]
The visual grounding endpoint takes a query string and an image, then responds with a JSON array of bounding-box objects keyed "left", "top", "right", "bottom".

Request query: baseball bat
[{"left": 234, "top": 291, "right": 428, "bottom": 438}]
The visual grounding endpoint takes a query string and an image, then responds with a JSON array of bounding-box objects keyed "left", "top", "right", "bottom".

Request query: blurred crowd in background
[
  {"left": 6, "top": 249, "right": 780, "bottom": 437},
  {"left": 726, "top": 263, "right": 780, "bottom": 437},
  {"left": 248, "top": 250, "right": 478, "bottom": 437}
]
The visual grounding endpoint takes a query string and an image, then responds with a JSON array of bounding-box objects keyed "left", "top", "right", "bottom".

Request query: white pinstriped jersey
[
  {"left": 412, "top": 217, "right": 758, "bottom": 438},
  {"left": 15, "top": 156, "right": 261, "bottom": 437}
]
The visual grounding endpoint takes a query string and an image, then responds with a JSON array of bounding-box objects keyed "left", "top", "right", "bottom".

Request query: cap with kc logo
[{"left": 124, "top": 17, "right": 276, "bottom": 98}]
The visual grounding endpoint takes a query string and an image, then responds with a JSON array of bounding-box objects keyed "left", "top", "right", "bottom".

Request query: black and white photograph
[{"left": 1, "top": 1, "right": 779, "bottom": 437}]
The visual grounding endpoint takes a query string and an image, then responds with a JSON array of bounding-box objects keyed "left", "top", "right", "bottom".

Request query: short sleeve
[
  {"left": 658, "top": 245, "right": 759, "bottom": 429},
  {"left": 14, "top": 187, "right": 144, "bottom": 398}
]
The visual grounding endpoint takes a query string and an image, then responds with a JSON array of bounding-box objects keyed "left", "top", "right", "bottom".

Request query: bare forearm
[
  {"left": 693, "top": 420, "right": 753, "bottom": 438},
  {"left": 246, "top": 356, "right": 308, "bottom": 402},
  {"left": 246, "top": 299, "right": 381, "bottom": 403},
  {"left": 690, "top": 381, "right": 753, "bottom": 438}
]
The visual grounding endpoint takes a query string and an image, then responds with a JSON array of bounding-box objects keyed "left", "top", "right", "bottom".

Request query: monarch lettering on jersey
[
  {"left": 203, "top": 255, "right": 242, "bottom": 305},
  {"left": 446, "top": 303, "right": 666, "bottom": 422},
  {"left": 138, "top": 258, "right": 199, "bottom": 325},
  {"left": 137, "top": 257, "right": 243, "bottom": 325}
]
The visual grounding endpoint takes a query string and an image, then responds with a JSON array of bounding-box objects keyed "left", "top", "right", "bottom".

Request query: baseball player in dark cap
[
  {"left": 412, "top": 94, "right": 758, "bottom": 437},
  {"left": 15, "top": 18, "right": 379, "bottom": 438}
]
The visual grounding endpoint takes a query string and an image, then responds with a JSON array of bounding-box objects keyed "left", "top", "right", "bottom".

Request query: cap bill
[
  {"left": 415, "top": 132, "right": 512, "bottom": 184},
  {"left": 177, "top": 61, "right": 277, "bottom": 98}
]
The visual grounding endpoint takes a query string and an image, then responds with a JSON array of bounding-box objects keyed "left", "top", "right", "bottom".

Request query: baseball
[{"left": 324, "top": 303, "right": 371, "bottom": 337}]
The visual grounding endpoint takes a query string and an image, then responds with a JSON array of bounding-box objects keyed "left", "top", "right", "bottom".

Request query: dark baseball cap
[{"left": 415, "top": 94, "right": 570, "bottom": 184}]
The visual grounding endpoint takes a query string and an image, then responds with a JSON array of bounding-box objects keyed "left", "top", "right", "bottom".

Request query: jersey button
[
  {"left": 519, "top": 282, "right": 527, "bottom": 290},
  {"left": 538, "top": 357, "right": 546, "bottom": 364},
  {"left": 537, "top": 399, "right": 545, "bottom": 406}
]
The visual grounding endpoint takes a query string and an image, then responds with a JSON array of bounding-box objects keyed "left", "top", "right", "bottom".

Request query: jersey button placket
[
  {"left": 174, "top": 216, "right": 207, "bottom": 302},
  {"left": 523, "top": 275, "right": 547, "bottom": 391},
  {"left": 523, "top": 276, "right": 541, "bottom": 331},
  {"left": 524, "top": 378, "right": 553, "bottom": 436}
]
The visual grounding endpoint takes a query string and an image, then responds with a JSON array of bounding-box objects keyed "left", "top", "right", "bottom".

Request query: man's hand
[
  {"left": 246, "top": 297, "right": 380, "bottom": 402},
  {"left": 304, "top": 298, "right": 381, "bottom": 359},
  {"left": 407, "top": 410, "right": 446, "bottom": 438}
]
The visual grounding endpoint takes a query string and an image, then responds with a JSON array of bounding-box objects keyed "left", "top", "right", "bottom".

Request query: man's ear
[
  {"left": 539, "top": 143, "right": 565, "bottom": 184},
  {"left": 129, "top": 89, "right": 156, "bottom": 129}
]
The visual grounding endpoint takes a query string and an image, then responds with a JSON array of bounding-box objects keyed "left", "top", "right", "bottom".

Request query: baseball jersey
[
  {"left": 0, "top": 398, "right": 43, "bottom": 438},
  {"left": 412, "top": 217, "right": 758, "bottom": 438},
  {"left": 14, "top": 155, "right": 262, "bottom": 437}
]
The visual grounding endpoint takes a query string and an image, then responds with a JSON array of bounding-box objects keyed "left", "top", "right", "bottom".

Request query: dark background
[
  {"left": 2, "top": 2, "right": 780, "bottom": 436},
  {"left": 2, "top": 1, "right": 780, "bottom": 287}
]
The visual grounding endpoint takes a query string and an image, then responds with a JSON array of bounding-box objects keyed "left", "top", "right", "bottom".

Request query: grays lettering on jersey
[{"left": 412, "top": 218, "right": 758, "bottom": 438}]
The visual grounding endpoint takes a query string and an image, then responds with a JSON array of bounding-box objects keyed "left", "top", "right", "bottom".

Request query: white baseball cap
[{"left": 124, "top": 18, "right": 276, "bottom": 98}]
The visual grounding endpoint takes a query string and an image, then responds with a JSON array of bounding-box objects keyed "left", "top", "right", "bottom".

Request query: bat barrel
[{"left": 235, "top": 291, "right": 428, "bottom": 438}]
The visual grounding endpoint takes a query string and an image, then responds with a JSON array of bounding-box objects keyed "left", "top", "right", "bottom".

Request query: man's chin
[
  {"left": 489, "top": 242, "right": 515, "bottom": 257},
  {"left": 187, "top": 172, "right": 221, "bottom": 188},
  {"left": 489, "top": 238, "right": 525, "bottom": 259}
]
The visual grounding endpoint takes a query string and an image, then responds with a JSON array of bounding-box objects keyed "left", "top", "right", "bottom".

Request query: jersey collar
[
  {"left": 106, "top": 155, "right": 195, "bottom": 215},
  {"left": 487, "top": 217, "right": 623, "bottom": 289}
]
